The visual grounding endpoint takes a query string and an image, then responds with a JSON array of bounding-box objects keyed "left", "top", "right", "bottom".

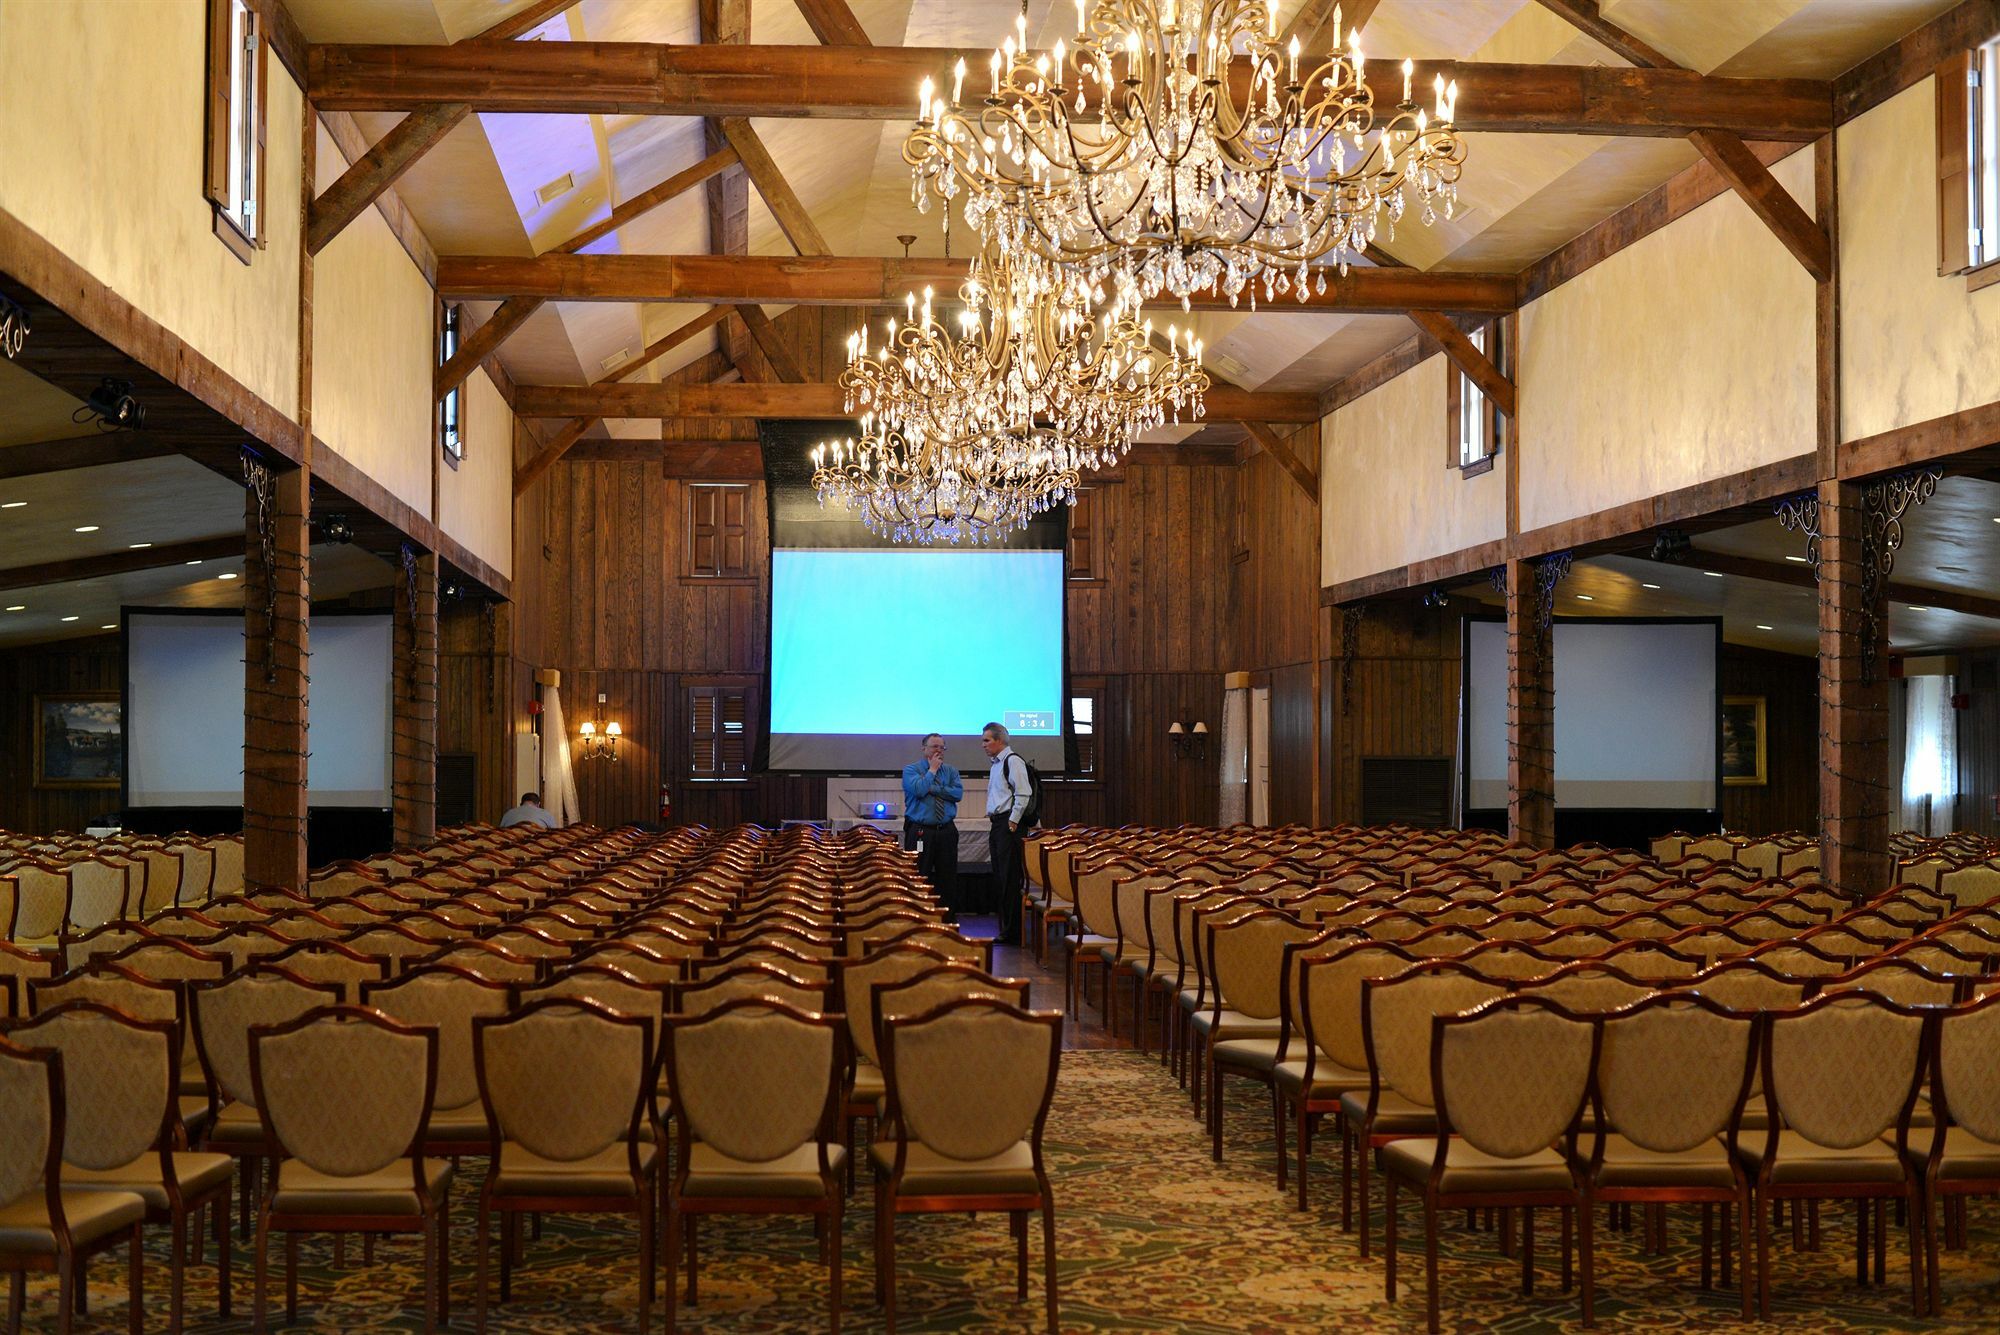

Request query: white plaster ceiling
[{"left": 285, "top": 0, "right": 1967, "bottom": 428}]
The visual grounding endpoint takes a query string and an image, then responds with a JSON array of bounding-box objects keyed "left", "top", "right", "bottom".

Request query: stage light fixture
[{"left": 77, "top": 377, "right": 145, "bottom": 431}]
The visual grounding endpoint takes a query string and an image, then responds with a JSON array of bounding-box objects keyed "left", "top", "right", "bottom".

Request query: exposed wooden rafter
[
  {"left": 434, "top": 146, "right": 742, "bottom": 399},
  {"left": 0, "top": 534, "right": 244, "bottom": 594},
  {"left": 512, "top": 379, "right": 1317, "bottom": 422},
  {"left": 701, "top": 0, "right": 755, "bottom": 374},
  {"left": 305, "top": 45, "right": 1833, "bottom": 140},
  {"left": 733, "top": 304, "right": 807, "bottom": 383},
  {"left": 0, "top": 435, "right": 182, "bottom": 480},
  {"left": 306, "top": 103, "right": 469, "bottom": 255},
  {"left": 512, "top": 305, "right": 735, "bottom": 495},
  {"left": 1628, "top": 547, "right": 2000, "bottom": 624},
  {"left": 464, "top": 0, "right": 580, "bottom": 42},
  {"left": 1534, "top": 0, "right": 1831, "bottom": 281},
  {"left": 1410, "top": 312, "right": 1516, "bottom": 417},
  {"left": 793, "top": 0, "right": 871, "bottom": 47},
  {"left": 1281, "top": 0, "right": 1379, "bottom": 53},
  {"left": 719, "top": 117, "right": 831, "bottom": 257},
  {"left": 436, "top": 253, "right": 1519, "bottom": 313},
  {"left": 1241, "top": 421, "right": 1318, "bottom": 502}
]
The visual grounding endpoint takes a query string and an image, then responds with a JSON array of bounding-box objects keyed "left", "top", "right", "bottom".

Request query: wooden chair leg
[
  {"left": 171, "top": 1214, "right": 187, "bottom": 1333},
  {"left": 1013, "top": 1210, "right": 1028, "bottom": 1302},
  {"left": 217, "top": 1186, "right": 233, "bottom": 1320},
  {"left": 829, "top": 1196, "right": 842, "bottom": 1335},
  {"left": 1424, "top": 1195, "right": 1441, "bottom": 1335},
  {"left": 1581, "top": 1194, "right": 1597, "bottom": 1328},
  {"left": 55, "top": 1253, "right": 73, "bottom": 1335},
  {"left": 1041, "top": 1197, "right": 1059, "bottom": 1335},
  {"left": 1385, "top": 1175, "right": 1399, "bottom": 1301},
  {"left": 664, "top": 1197, "right": 680, "bottom": 1335},
  {"left": 686, "top": 1214, "right": 699, "bottom": 1305},
  {"left": 1521, "top": 1205, "right": 1536, "bottom": 1297},
  {"left": 1757, "top": 1192, "right": 1773, "bottom": 1320},
  {"left": 252, "top": 1211, "right": 269, "bottom": 1335},
  {"left": 284, "top": 1231, "right": 298, "bottom": 1324},
  {"left": 475, "top": 1197, "right": 492, "bottom": 1332},
  {"left": 127, "top": 1225, "right": 144, "bottom": 1335},
  {"left": 881, "top": 1201, "right": 897, "bottom": 1335}
]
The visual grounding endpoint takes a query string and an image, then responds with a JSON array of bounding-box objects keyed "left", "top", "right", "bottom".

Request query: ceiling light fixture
[
  {"left": 73, "top": 525, "right": 98, "bottom": 534},
  {"left": 77, "top": 376, "right": 145, "bottom": 431},
  {"left": 1641, "top": 583, "right": 1661, "bottom": 590},
  {"left": 99, "top": 624, "right": 115, "bottom": 630},
  {"left": 1785, "top": 554, "right": 1808, "bottom": 563},
  {"left": 217, "top": 572, "right": 238, "bottom": 580},
  {"left": 905, "top": 0, "right": 1468, "bottom": 315},
  {"left": 1575, "top": 594, "right": 1593, "bottom": 601},
  {"left": 1908, "top": 605, "right": 1929, "bottom": 611},
  {"left": 1704, "top": 571, "right": 1723, "bottom": 578},
  {"left": 1756, "top": 624, "right": 1774, "bottom": 631},
  {"left": 128, "top": 542, "right": 151, "bottom": 549},
  {"left": 0, "top": 501, "right": 24, "bottom": 509},
  {"left": 59, "top": 616, "right": 77, "bottom": 623},
  {"left": 4, "top": 606, "right": 22, "bottom": 613}
]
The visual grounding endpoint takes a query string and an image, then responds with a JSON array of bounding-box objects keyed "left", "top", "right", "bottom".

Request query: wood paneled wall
[
  {"left": 1719, "top": 644, "right": 1819, "bottom": 837},
  {"left": 0, "top": 633, "right": 125, "bottom": 834},
  {"left": 1069, "top": 463, "right": 1234, "bottom": 674},
  {"left": 1327, "top": 601, "right": 1463, "bottom": 826}
]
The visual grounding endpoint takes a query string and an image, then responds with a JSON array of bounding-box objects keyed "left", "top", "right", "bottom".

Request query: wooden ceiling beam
[
  {"left": 436, "top": 252, "right": 1519, "bottom": 313},
  {"left": 1628, "top": 547, "right": 2000, "bottom": 624},
  {"left": 464, "top": 0, "right": 580, "bottom": 42},
  {"left": 701, "top": 0, "right": 755, "bottom": 376},
  {"left": 0, "top": 435, "right": 183, "bottom": 480},
  {"left": 306, "top": 102, "right": 469, "bottom": 255},
  {"left": 733, "top": 305, "right": 807, "bottom": 382},
  {"left": 719, "top": 117, "right": 831, "bottom": 257},
  {"left": 512, "top": 305, "right": 735, "bottom": 494},
  {"left": 512, "top": 379, "right": 1317, "bottom": 422},
  {"left": 1534, "top": 0, "right": 1831, "bottom": 282},
  {"left": 1281, "top": 0, "right": 1380, "bottom": 53},
  {"left": 1410, "top": 311, "right": 1516, "bottom": 417},
  {"left": 1241, "top": 421, "right": 1318, "bottom": 502},
  {"left": 305, "top": 45, "right": 1832, "bottom": 139},
  {"left": 435, "top": 146, "right": 741, "bottom": 399},
  {"left": 0, "top": 534, "right": 244, "bottom": 594},
  {"left": 793, "top": 0, "right": 871, "bottom": 47}
]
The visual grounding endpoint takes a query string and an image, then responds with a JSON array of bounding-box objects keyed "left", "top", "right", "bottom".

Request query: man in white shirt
[
  {"left": 982, "top": 722, "right": 1032, "bottom": 945},
  {"left": 500, "top": 792, "right": 559, "bottom": 830}
]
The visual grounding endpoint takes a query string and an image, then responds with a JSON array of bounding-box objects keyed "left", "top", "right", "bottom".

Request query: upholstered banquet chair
[
  {"left": 248, "top": 1005, "right": 451, "bottom": 1332},
  {"left": 0, "top": 1034, "right": 148, "bottom": 1335},
  {"left": 875, "top": 998, "right": 1063, "bottom": 1334},
  {"left": 361, "top": 965, "right": 513, "bottom": 1156}
]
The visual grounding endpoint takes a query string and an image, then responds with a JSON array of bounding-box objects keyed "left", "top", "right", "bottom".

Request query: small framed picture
[
  {"left": 1720, "top": 695, "right": 1767, "bottom": 788},
  {"left": 35, "top": 694, "right": 122, "bottom": 789}
]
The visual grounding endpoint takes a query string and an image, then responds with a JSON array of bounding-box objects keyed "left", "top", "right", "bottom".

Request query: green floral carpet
[{"left": 24, "top": 1050, "right": 2000, "bottom": 1331}]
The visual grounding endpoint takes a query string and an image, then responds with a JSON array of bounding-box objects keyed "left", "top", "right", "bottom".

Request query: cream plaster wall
[
  {"left": 310, "top": 123, "right": 434, "bottom": 518},
  {"left": 437, "top": 368, "right": 515, "bottom": 580},
  {"left": 1516, "top": 148, "right": 1817, "bottom": 534},
  {"left": 1841, "top": 80, "right": 2000, "bottom": 444},
  {"left": 0, "top": 0, "right": 301, "bottom": 420},
  {"left": 1321, "top": 357, "right": 1506, "bottom": 587}
]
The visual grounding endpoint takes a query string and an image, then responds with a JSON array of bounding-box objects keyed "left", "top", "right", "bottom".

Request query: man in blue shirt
[{"left": 902, "top": 732, "right": 963, "bottom": 911}]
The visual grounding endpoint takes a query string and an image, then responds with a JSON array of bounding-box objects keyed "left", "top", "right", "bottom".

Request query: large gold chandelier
[
  {"left": 810, "top": 235, "right": 1207, "bottom": 543},
  {"left": 904, "top": 0, "right": 1467, "bottom": 313}
]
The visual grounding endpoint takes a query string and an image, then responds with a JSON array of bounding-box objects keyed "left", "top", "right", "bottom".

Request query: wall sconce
[
  {"left": 1169, "top": 720, "right": 1208, "bottom": 760},
  {"left": 577, "top": 692, "right": 622, "bottom": 762}
]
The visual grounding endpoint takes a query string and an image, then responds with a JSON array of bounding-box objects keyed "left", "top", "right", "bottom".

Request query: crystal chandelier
[
  {"left": 810, "top": 235, "right": 1208, "bottom": 544},
  {"left": 904, "top": 0, "right": 1467, "bottom": 313}
]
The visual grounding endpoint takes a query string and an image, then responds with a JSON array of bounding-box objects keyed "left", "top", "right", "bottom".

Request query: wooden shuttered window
[
  {"left": 1068, "top": 691, "right": 1099, "bottom": 777},
  {"left": 688, "top": 483, "right": 752, "bottom": 578},
  {"left": 204, "top": 0, "right": 268, "bottom": 260},
  {"left": 1067, "top": 487, "right": 1099, "bottom": 580},
  {"left": 687, "top": 685, "right": 751, "bottom": 780},
  {"left": 1941, "top": 48, "right": 1976, "bottom": 276}
]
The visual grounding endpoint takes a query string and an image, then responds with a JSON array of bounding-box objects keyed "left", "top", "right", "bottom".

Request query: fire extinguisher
[{"left": 659, "top": 784, "right": 672, "bottom": 826}]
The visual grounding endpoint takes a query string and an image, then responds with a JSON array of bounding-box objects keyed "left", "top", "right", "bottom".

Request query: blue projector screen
[{"left": 768, "top": 548, "right": 1066, "bottom": 771}]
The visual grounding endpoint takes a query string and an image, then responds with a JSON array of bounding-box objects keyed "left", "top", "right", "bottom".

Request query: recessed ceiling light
[
  {"left": 1785, "top": 555, "right": 1808, "bottom": 563},
  {"left": 4, "top": 606, "right": 23, "bottom": 613},
  {"left": 185, "top": 560, "right": 202, "bottom": 567},
  {"left": 1756, "top": 624, "right": 1774, "bottom": 631},
  {"left": 73, "top": 525, "right": 99, "bottom": 534},
  {"left": 1908, "top": 605, "right": 1929, "bottom": 611},
  {"left": 128, "top": 542, "right": 151, "bottom": 550},
  {"left": 59, "top": 616, "right": 77, "bottom": 623},
  {"left": 1641, "top": 583, "right": 1661, "bottom": 590},
  {"left": 99, "top": 624, "right": 115, "bottom": 630},
  {"left": 0, "top": 501, "right": 24, "bottom": 509},
  {"left": 217, "top": 572, "right": 238, "bottom": 581},
  {"left": 1575, "top": 594, "right": 1594, "bottom": 601},
  {"left": 1703, "top": 571, "right": 1723, "bottom": 577}
]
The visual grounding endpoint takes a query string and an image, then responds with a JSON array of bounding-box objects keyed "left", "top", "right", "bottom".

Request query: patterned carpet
[{"left": 24, "top": 1050, "right": 2000, "bottom": 1332}]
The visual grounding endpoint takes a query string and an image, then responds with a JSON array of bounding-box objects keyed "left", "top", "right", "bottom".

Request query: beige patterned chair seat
[
  {"left": 1070, "top": 933, "right": 1113, "bottom": 956},
  {"left": 1339, "top": 1088, "right": 1437, "bottom": 1136},
  {"left": 1593, "top": 1135, "right": 1738, "bottom": 1190},
  {"left": 1380, "top": 1141, "right": 1574, "bottom": 1194},
  {"left": 423, "top": 1101, "right": 491, "bottom": 1142},
  {"left": 273, "top": 1158, "right": 454, "bottom": 1216},
  {"left": 0, "top": 1187, "right": 146, "bottom": 1253},
  {"left": 1212, "top": 1035, "right": 1294, "bottom": 1073},
  {"left": 849, "top": 1060, "right": 886, "bottom": 1103},
  {"left": 493, "top": 1143, "right": 658, "bottom": 1197},
  {"left": 1898, "top": 1126, "right": 2000, "bottom": 1181},
  {"left": 204, "top": 1100, "right": 264, "bottom": 1145},
  {"left": 179, "top": 1095, "right": 214, "bottom": 1139},
  {"left": 66, "top": 1152, "right": 235, "bottom": 1209},
  {"left": 1189, "top": 1009, "right": 1282, "bottom": 1041},
  {"left": 681, "top": 1142, "right": 846, "bottom": 1198},
  {"left": 1737, "top": 1132, "right": 1909, "bottom": 1186},
  {"left": 868, "top": 1141, "right": 1037, "bottom": 1195},
  {"left": 1272, "top": 1055, "right": 1369, "bottom": 1097}
]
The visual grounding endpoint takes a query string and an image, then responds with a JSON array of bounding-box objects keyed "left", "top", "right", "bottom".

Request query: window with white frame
[
  {"left": 1976, "top": 35, "right": 1999, "bottom": 268},
  {"left": 1446, "top": 320, "right": 1505, "bottom": 473},
  {"left": 439, "top": 305, "right": 465, "bottom": 468}
]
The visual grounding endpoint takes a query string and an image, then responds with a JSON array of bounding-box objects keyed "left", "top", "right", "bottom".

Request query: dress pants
[
  {"left": 904, "top": 820, "right": 960, "bottom": 914},
  {"left": 988, "top": 813, "right": 1024, "bottom": 944}
]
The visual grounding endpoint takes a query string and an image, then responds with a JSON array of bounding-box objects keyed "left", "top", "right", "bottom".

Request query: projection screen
[
  {"left": 767, "top": 547, "right": 1067, "bottom": 772},
  {"left": 125, "top": 609, "right": 393, "bottom": 808},
  {"left": 1464, "top": 617, "right": 1720, "bottom": 811}
]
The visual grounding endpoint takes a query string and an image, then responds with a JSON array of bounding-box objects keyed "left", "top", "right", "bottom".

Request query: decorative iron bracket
[
  {"left": 1532, "top": 550, "right": 1573, "bottom": 640},
  {"left": 1858, "top": 468, "right": 1941, "bottom": 685},
  {"left": 1487, "top": 566, "right": 1508, "bottom": 597},
  {"left": 1774, "top": 490, "right": 1822, "bottom": 574},
  {"left": 399, "top": 542, "right": 421, "bottom": 686},
  {"left": 0, "top": 293, "right": 29, "bottom": 360}
]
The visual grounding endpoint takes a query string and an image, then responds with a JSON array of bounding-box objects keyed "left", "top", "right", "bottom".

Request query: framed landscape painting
[
  {"left": 1720, "top": 694, "right": 1767, "bottom": 787},
  {"left": 35, "top": 694, "right": 121, "bottom": 789}
]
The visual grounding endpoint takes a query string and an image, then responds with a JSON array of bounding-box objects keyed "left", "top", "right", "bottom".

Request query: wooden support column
[
  {"left": 393, "top": 548, "right": 439, "bottom": 846},
  {"left": 243, "top": 461, "right": 310, "bottom": 890},
  {"left": 1817, "top": 480, "right": 1893, "bottom": 896},
  {"left": 1506, "top": 558, "right": 1557, "bottom": 849}
]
